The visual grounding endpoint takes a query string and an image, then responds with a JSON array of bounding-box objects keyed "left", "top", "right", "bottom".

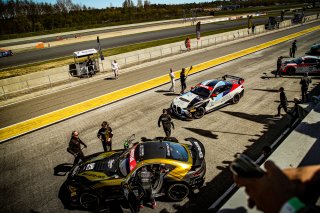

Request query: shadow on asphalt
[
  {"left": 54, "top": 163, "right": 73, "bottom": 176},
  {"left": 183, "top": 127, "right": 218, "bottom": 139},
  {"left": 104, "top": 77, "right": 116, "bottom": 80}
]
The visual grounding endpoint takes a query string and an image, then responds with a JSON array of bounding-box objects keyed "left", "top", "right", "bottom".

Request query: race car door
[
  {"left": 122, "top": 180, "right": 141, "bottom": 213},
  {"left": 306, "top": 58, "right": 320, "bottom": 73},
  {"left": 207, "top": 85, "right": 229, "bottom": 110}
]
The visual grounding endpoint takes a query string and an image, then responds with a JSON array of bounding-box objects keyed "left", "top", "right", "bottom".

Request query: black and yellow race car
[{"left": 66, "top": 137, "right": 206, "bottom": 210}]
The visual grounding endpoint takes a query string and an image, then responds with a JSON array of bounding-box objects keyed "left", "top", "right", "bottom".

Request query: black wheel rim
[
  {"left": 234, "top": 94, "right": 240, "bottom": 103},
  {"left": 169, "top": 184, "right": 189, "bottom": 200},
  {"left": 194, "top": 108, "right": 205, "bottom": 118},
  {"left": 80, "top": 193, "right": 99, "bottom": 209}
]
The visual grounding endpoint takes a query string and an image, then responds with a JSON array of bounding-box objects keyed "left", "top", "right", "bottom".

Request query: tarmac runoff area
[{"left": 0, "top": 25, "right": 319, "bottom": 143}]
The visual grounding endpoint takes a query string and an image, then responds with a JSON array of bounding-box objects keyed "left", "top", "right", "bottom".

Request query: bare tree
[
  {"left": 137, "top": 0, "right": 143, "bottom": 8},
  {"left": 56, "top": 0, "right": 73, "bottom": 13}
]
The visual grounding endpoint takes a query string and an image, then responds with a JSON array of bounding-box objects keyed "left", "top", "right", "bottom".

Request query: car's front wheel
[
  {"left": 231, "top": 93, "right": 240, "bottom": 104},
  {"left": 193, "top": 107, "right": 205, "bottom": 119},
  {"left": 167, "top": 183, "right": 190, "bottom": 201},
  {"left": 79, "top": 191, "right": 100, "bottom": 210}
]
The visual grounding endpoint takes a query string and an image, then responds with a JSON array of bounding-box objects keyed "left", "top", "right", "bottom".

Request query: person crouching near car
[{"left": 68, "top": 131, "right": 87, "bottom": 165}]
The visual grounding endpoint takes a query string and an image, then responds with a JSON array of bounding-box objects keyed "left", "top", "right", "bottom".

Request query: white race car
[{"left": 171, "top": 75, "right": 244, "bottom": 119}]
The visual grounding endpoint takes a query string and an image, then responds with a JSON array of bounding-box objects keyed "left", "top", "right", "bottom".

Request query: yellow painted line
[{"left": 0, "top": 25, "right": 319, "bottom": 143}]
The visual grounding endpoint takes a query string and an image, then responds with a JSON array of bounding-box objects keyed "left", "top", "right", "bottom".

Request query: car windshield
[
  {"left": 166, "top": 142, "right": 189, "bottom": 162},
  {"left": 118, "top": 145, "right": 138, "bottom": 177},
  {"left": 191, "top": 86, "right": 211, "bottom": 98},
  {"left": 293, "top": 57, "right": 303, "bottom": 64}
]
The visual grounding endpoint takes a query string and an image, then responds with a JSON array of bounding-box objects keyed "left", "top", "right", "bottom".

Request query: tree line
[{"left": 0, "top": 0, "right": 312, "bottom": 36}]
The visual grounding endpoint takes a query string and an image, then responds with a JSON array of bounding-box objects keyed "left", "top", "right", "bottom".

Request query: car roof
[
  {"left": 135, "top": 141, "right": 188, "bottom": 161},
  {"left": 201, "top": 80, "right": 220, "bottom": 87}
]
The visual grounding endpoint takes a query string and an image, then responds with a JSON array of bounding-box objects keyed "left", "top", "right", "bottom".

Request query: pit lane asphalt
[
  {"left": 0, "top": 14, "right": 308, "bottom": 69},
  {"left": 0, "top": 24, "right": 320, "bottom": 213}
]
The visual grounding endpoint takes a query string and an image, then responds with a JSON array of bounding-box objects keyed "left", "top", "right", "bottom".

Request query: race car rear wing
[
  {"left": 185, "top": 137, "right": 205, "bottom": 167},
  {"left": 222, "top": 75, "right": 244, "bottom": 85}
]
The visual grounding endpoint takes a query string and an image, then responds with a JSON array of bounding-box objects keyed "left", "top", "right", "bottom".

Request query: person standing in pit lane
[
  {"left": 137, "top": 166, "right": 157, "bottom": 209},
  {"left": 276, "top": 56, "right": 283, "bottom": 77},
  {"left": 97, "top": 121, "right": 113, "bottom": 151},
  {"left": 300, "top": 72, "right": 312, "bottom": 103},
  {"left": 169, "top": 68, "right": 175, "bottom": 93},
  {"left": 180, "top": 68, "right": 187, "bottom": 94},
  {"left": 276, "top": 87, "right": 288, "bottom": 117},
  {"left": 67, "top": 131, "right": 87, "bottom": 165},
  {"left": 158, "top": 109, "right": 175, "bottom": 137},
  {"left": 291, "top": 40, "right": 297, "bottom": 58}
]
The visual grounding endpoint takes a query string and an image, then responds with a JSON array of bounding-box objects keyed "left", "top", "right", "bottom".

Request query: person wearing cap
[
  {"left": 97, "top": 121, "right": 113, "bottom": 152},
  {"left": 68, "top": 131, "right": 87, "bottom": 165}
]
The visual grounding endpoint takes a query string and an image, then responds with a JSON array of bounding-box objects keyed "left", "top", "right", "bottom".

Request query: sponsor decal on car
[
  {"left": 129, "top": 146, "right": 137, "bottom": 171},
  {"left": 193, "top": 141, "right": 204, "bottom": 159}
]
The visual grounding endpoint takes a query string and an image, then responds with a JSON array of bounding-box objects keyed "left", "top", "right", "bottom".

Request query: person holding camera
[
  {"left": 233, "top": 161, "right": 320, "bottom": 213},
  {"left": 97, "top": 121, "right": 113, "bottom": 152},
  {"left": 68, "top": 131, "right": 87, "bottom": 165}
]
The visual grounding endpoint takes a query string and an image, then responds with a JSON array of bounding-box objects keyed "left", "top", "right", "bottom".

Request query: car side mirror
[{"left": 211, "top": 93, "right": 217, "bottom": 98}]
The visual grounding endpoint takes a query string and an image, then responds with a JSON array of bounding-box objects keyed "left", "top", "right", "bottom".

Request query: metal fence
[{"left": 0, "top": 15, "right": 317, "bottom": 101}]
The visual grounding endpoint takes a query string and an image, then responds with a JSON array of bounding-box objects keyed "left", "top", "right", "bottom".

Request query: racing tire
[
  {"left": 79, "top": 192, "right": 100, "bottom": 210},
  {"left": 166, "top": 183, "right": 190, "bottom": 201},
  {"left": 193, "top": 107, "right": 205, "bottom": 119},
  {"left": 287, "top": 67, "right": 296, "bottom": 75},
  {"left": 231, "top": 93, "right": 240, "bottom": 104}
]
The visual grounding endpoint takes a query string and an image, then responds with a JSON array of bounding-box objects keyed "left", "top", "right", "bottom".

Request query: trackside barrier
[{"left": 0, "top": 15, "right": 318, "bottom": 100}]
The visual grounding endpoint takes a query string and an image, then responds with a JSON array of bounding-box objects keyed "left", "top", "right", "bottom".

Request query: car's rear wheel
[
  {"left": 287, "top": 67, "right": 296, "bottom": 75},
  {"left": 231, "top": 93, "right": 240, "bottom": 104},
  {"left": 167, "top": 183, "right": 190, "bottom": 201},
  {"left": 193, "top": 107, "right": 205, "bottom": 119},
  {"left": 79, "top": 192, "right": 100, "bottom": 210}
]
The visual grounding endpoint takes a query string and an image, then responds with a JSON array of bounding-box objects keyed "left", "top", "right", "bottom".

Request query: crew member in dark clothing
[
  {"left": 158, "top": 109, "right": 175, "bottom": 137},
  {"left": 68, "top": 131, "right": 87, "bottom": 165},
  {"left": 138, "top": 166, "right": 156, "bottom": 209},
  {"left": 97, "top": 121, "right": 113, "bottom": 152},
  {"left": 276, "top": 87, "right": 288, "bottom": 117},
  {"left": 276, "top": 56, "right": 283, "bottom": 77},
  {"left": 300, "top": 72, "right": 312, "bottom": 102},
  {"left": 180, "top": 68, "right": 187, "bottom": 94},
  {"left": 291, "top": 40, "right": 297, "bottom": 57},
  {"left": 86, "top": 57, "right": 94, "bottom": 76}
]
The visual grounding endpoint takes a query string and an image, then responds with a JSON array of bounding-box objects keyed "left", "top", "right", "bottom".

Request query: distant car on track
[
  {"left": 280, "top": 55, "right": 320, "bottom": 75},
  {"left": 171, "top": 75, "right": 244, "bottom": 119},
  {"left": 0, "top": 49, "right": 13, "bottom": 58},
  {"left": 66, "top": 136, "right": 206, "bottom": 211}
]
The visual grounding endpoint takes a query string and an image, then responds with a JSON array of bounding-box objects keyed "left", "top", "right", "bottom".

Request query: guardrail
[{"left": 0, "top": 15, "right": 317, "bottom": 101}]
